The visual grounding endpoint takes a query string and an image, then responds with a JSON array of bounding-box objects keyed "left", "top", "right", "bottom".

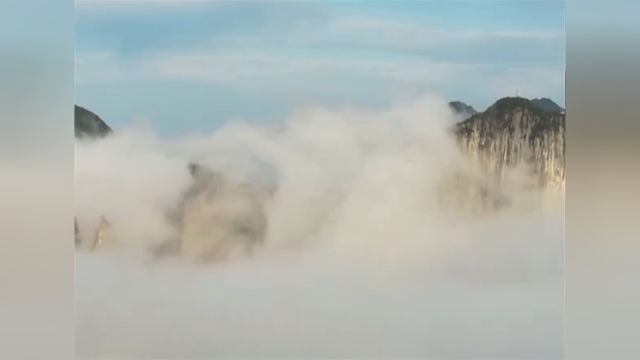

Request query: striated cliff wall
[{"left": 454, "top": 97, "right": 565, "bottom": 190}]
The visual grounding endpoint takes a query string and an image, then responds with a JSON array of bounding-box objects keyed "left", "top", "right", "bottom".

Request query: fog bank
[{"left": 75, "top": 95, "right": 564, "bottom": 358}]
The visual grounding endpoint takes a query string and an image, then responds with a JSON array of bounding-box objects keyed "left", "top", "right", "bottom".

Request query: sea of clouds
[{"left": 75, "top": 95, "right": 563, "bottom": 358}]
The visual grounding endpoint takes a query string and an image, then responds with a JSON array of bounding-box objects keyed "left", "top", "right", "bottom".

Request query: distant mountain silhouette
[
  {"left": 448, "top": 101, "right": 477, "bottom": 117},
  {"left": 75, "top": 105, "right": 112, "bottom": 139}
]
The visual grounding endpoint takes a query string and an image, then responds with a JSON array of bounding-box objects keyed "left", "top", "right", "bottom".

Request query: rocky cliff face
[{"left": 454, "top": 97, "right": 565, "bottom": 190}]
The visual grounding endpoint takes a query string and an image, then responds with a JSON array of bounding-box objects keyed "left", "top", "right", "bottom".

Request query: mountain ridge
[{"left": 531, "top": 97, "right": 564, "bottom": 113}]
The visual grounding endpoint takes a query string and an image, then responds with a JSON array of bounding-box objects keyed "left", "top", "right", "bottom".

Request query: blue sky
[{"left": 76, "top": 1, "right": 565, "bottom": 136}]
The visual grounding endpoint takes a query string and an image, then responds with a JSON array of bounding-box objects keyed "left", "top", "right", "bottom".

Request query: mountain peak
[
  {"left": 483, "top": 96, "right": 565, "bottom": 116},
  {"left": 454, "top": 96, "right": 565, "bottom": 189},
  {"left": 481, "top": 96, "right": 550, "bottom": 117},
  {"left": 75, "top": 105, "right": 112, "bottom": 139},
  {"left": 448, "top": 101, "right": 477, "bottom": 117},
  {"left": 487, "top": 96, "right": 537, "bottom": 110}
]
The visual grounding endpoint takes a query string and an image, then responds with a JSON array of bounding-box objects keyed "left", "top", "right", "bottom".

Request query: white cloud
[
  {"left": 75, "top": 47, "right": 478, "bottom": 97},
  {"left": 76, "top": 46, "right": 563, "bottom": 111},
  {"left": 211, "top": 14, "right": 563, "bottom": 56},
  {"left": 75, "top": 10, "right": 564, "bottom": 109},
  {"left": 75, "top": 96, "right": 564, "bottom": 358},
  {"left": 145, "top": 49, "right": 475, "bottom": 87}
]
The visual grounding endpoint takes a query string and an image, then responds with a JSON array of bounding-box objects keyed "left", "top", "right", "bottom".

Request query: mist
[{"left": 75, "top": 94, "right": 564, "bottom": 358}]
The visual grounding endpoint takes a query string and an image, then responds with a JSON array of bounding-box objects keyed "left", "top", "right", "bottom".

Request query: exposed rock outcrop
[{"left": 454, "top": 97, "right": 565, "bottom": 190}]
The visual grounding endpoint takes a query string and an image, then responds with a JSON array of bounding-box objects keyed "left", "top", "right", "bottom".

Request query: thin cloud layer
[{"left": 75, "top": 1, "right": 565, "bottom": 135}]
